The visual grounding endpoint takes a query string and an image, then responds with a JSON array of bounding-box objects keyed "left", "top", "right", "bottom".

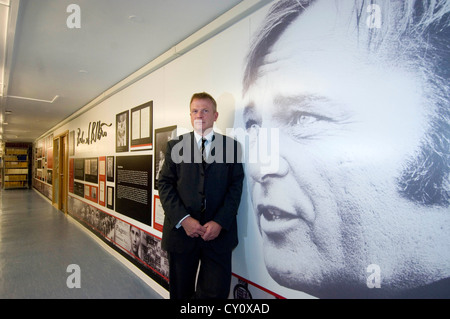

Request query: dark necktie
[
  {"left": 201, "top": 138, "right": 207, "bottom": 213},
  {"left": 201, "top": 138, "right": 207, "bottom": 167}
]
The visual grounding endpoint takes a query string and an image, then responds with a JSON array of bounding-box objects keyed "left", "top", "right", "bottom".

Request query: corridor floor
[{"left": 0, "top": 188, "right": 163, "bottom": 299}]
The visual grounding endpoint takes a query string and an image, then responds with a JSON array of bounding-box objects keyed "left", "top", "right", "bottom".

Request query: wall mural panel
[
  {"left": 33, "top": 0, "right": 449, "bottom": 299},
  {"left": 115, "top": 155, "right": 153, "bottom": 226},
  {"left": 232, "top": 0, "right": 450, "bottom": 299}
]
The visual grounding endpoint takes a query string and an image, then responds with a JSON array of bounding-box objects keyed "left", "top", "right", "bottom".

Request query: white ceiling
[{"left": 0, "top": 0, "right": 270, "bottom": 144}]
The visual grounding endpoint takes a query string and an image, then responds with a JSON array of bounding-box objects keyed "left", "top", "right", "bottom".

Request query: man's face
[
  {"left": 243, "top": 1, "right": 430, "bottom": 293},
  {"left": 130, "top": 227, "right": 141, "bottom": 254},
  {"left": 190, "top": 98, "right": 218, "bottom": 135},
  {"left": 117, "top": 115, "right": 126, "bottom": 136}
]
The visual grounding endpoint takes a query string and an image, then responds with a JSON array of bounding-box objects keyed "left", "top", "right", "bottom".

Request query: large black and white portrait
[{"left": 237, "top": 0, "right": 450, "bottom": 298}]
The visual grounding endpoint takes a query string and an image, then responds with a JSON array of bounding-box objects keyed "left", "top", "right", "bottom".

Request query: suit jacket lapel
[{"left": 206, "top": 133, "right": 225, "bottom": 170}]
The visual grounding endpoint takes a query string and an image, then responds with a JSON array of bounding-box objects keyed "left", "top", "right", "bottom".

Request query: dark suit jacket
[{"left": 158, "top": 131, "right": 244, "bottom": 254}]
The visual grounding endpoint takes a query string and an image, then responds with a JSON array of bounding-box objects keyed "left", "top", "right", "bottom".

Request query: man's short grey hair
[{"left": 243, "top": 0, "right": 450, "bottom": 206}]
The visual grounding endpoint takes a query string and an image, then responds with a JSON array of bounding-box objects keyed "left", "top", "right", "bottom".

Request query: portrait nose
[
  {"left": 249, "top": 156, "right": 289, "bottom": 183},
  {"left": 248, "top": 140, "right": 289, "bottom": 184}
]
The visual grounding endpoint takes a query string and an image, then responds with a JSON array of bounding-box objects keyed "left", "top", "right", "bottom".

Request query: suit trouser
[{"left": 168, "top": 240, "right": 232, "bottom": 299}]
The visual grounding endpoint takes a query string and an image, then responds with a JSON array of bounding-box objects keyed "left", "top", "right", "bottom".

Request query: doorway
[{"left": 52, "top": 131, "right": 68, "bottom": 213}]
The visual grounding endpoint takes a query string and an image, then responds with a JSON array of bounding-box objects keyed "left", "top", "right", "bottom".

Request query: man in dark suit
[{"left": 158, "top": 92, "right": 244, "bottom": 299}]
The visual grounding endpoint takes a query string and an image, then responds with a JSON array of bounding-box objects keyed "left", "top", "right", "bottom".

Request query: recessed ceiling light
[{"left": 128, "top": 15, "right": 143, "bottom": 23}]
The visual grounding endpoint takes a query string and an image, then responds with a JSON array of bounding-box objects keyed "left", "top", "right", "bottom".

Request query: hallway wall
[
  {"left": 32, "top": 0, "right": 450, "bottom": 299},
  {"left": 32, "top": 2, "right": 272, "bottom": 298}
]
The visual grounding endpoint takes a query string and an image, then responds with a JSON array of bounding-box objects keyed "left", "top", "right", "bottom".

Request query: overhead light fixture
[
  {"left": 0, "top": 0, "right": 10, "bottom": 98},
  {"left": 1, "top": 0, "right": 19, "bottom": 100},
  {"left": 128, "top": 14, "right": 143, "bottom": 23},
  {"left": 6, "top": 94, "right": 59, "bottom": 103}
]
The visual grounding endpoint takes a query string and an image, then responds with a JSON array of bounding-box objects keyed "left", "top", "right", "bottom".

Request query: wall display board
[
  {"left": 84, "top": 184, "right": 98, "bottom": 203},
  {"left": 32, "top": 135, "right": 53, "bottom": 199},
  {"left": 106, "top": 156, "right": 114, "bottom": 182},
  {"left": 116, "top": 110, "right": 129, "bottom": 153},
  {"left": 84, "top": 158, "right": 98, "bottom": 184},
  {"left": 70, "top": 157, "right": 100, "bottom": 204},
  {"left": 98, "top": 156, "right": 106, "bottom": 207},
  {"left": 107, "top": 186, "right": 114, "bottom": 210},
  {"left": 68, "top": 195, "right": 169, "bottom": 289},
  {"left": 115, "top": 155, "right": 152, "bottom": 226},
  {"left": 153, "top": 195, "right": 164, "bottom": 232},
  {"left": 33, "top": 0, "right": 450, "bottom": 299},
  {"left": 74, "top": 158, "right": 84, "bottom": 180},
  {"left": 131, "top": 101, "right": 153, "bottom": 151},
  {"left": 73, "top": 181, "right": 84, "bottom": 198},
  {"left": 68, "top": 158, "right": 74, "bottom": 193},
  {"left": 154, "top": 125, "right": 177, "bottom": 190}
]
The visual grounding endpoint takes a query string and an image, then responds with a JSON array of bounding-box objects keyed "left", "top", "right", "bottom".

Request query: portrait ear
[{"left": 214, "top": 112, "right": 219, "bottom": 121}]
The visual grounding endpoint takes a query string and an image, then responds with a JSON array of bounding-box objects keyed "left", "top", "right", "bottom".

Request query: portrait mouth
[
  {"left": 260, "top": 205, "right": 293, "bottom": 221},
  {"left": 257, "top": 204, "right": 303, "bottom": 237}
]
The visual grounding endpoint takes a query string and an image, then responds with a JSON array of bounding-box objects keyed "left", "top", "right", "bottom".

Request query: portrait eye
[
  {"left": 289, "top": 111, "right": 330, "bottom": 127},
  {"left": 292, "top": 113, "right": 317, "bottom": 125}
]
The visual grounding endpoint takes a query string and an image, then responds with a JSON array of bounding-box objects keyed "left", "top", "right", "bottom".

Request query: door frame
[{"left": 52, "top": 131, "right": 69, "bottom": 213}]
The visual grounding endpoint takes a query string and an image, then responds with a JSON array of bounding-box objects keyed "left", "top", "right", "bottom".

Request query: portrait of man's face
[
  {"left": 130, "top": 226, "right": 141, "bottom": 256},
  {"left": 241, "top": 0, "right": 450, "bottom": 298},
  {"left": 117, "top": 114, "right": 127, "bottom": 145}
]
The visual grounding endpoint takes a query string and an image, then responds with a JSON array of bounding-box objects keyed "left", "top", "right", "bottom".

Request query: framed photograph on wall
[
  {"left": 153, "top": 195, "right": 164, "bottom": 232},
  {"left": 154, "top": 125, "right": 177, "bottom": 189},
  {"left": 84, "top": 157, "right": 98, "bottom": 184},
  {"left": 116, "top": 110, "right": 129, "bottom": 152},
  {"left": 107, "top": 156, "right": 114, "bottom": 182},
  {"left": 74, "top": 158, "right": 84, "bottom": 180},
  {"left": 131, "top": 101, "right": 153, "bottom": 151},
  {"left": 107, "top": 186, "right": 114, "bottom": 210},
  {"left": 69, "top": 130, "right": 75, "bottom": 156},
  {"left": 99, "top": 156, "right": 106, "bottom": 207}
]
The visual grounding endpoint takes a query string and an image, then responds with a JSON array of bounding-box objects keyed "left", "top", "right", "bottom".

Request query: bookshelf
[{"left": 3, "top": 144, "right": 30, "bottom": 189}]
